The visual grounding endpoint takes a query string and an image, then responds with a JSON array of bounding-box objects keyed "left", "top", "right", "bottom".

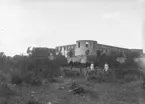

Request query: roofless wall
[{"left": 75, "top": 40, "right": 97, "bottom": 56}]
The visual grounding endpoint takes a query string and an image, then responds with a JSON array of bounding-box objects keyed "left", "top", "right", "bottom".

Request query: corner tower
[{"left": 75, "top": 40, "right": 97, "bottom": 56}]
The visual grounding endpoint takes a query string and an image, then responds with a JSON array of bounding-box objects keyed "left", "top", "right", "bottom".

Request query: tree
[
  {"left": 55, "top": 53, "right": 67, "bottom": 67},
  {"left": 0, "top": 52, "right": 7, "bottom": 70},
  {"left": 121, "top": 52, "right": 140, "bottom": 69},
  {"left": 67, "top": 49, "right": 74, "bottom": 58},
  {"left": 27, "top": 47, "right": 32, "bottom": 55},
  {"left": 96, "top": 50, "right": 101, "bottom": 57},
  {"left": 29, "top": 47, "right": 50, "bottom": 59},
  {"left": 85, "top": 50, "right": 90, "bottom": 56},
  {"left": 87, "top": 55, "right": 97, "bottom": 64},
  {"left": 12, "top": 54, "right": 28, "bottom": 69}
]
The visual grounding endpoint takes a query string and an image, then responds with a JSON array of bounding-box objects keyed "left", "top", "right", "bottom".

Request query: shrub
[
  {"left": 123, "top": 74, "right": 137, "bottom": 82},
  {"left": 11, "top": 73, "right": 23, "bottom": 85},
  {"left": 87, "top": 75, "right": 103, "bottom": 83},
  {"left": 8, "top": 68, "right": 24, "bottom": 85},
  {"left": 0, "top": 48, "right": 69, "bottom": 86},
  {"left": 22, "top": 72, "right": 42, "bottom": 86},
  {"left": 87, "top": 70, "right": 106, "bottom": 83},
  {"left": 27, "top": 99, "right": 40, "bottom": 104},
  {"left": 63, "top": 69, "right": 81, "bottom": 78},
  {"left": 68, "top": 81, "right": 85, "bottom": 95},
  {"left": 0, "top": 72, "right": 10, "bottom": 84},
  {"left": 0, "top": 82, "right": 20, "bottom": 101}
]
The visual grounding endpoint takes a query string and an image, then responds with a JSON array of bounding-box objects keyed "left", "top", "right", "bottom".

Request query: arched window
[
  {"left": 86, "top": 42, "right": 89, "bottom": 48},
  {"left": 96, "top": 50, "right": 101, "bottom": 56},
  {"left": 78, "top": 42, "right": 80, "bottom": 48},
  {"left": 60, "top": 47, "right": 62, "bottom": 51},
  {"left": 93, "top": 42, "right": 95, "bottom": 48},
  {"left": 64, "top": 47, "right": 66, "bottom": 51}
]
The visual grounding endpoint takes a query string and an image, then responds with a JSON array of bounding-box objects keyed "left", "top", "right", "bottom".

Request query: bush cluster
[
  {"left": 0, "top": 48, "right": 67, "bottom": 86},
  {"left": 86, "top": 50, "right": 141, "bottom": 82}
]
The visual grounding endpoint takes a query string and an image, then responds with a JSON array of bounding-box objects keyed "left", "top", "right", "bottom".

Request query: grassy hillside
[{"left": 0, "top": 76, "right": 144, "bottom": 104}]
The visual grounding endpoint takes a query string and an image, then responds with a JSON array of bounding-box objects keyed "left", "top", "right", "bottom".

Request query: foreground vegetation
[
  {"left": 0, "top": 47, "right": 144, "bottom": 104},
  {"left": 0, "top": 76, "right": 144, "bottom": 104}
]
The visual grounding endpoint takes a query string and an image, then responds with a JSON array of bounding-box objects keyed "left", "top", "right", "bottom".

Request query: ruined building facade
[{"left": 55, "top": 40, "right": 143, "bottom": 58}]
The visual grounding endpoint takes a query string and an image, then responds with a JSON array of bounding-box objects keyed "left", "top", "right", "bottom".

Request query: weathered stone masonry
[{"left": 56, "top": 40, "right": 143, "bottom": 58}]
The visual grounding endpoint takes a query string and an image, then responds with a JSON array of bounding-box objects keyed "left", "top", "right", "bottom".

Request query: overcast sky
[{"left": 0, "top": 0, "right": 144, "bottom": 56}]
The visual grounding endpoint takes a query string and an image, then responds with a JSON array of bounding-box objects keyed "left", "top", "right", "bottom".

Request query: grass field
[{"left": 1, "top": 76, "right": 145, "bottom": 104}]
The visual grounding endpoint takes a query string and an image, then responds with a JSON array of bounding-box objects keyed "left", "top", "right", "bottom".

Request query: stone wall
[
  {"left": 55, "top": 40, "right": 143, "bottom": 58},
  {"left": 56, "top": 44, "right": 76, "bottom": 57},
  {"left": 75, "top": 40, "right": 98, "bottom": 56}
]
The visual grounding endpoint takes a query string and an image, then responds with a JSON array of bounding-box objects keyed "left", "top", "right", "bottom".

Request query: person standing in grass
[
  {"left": 90, "top": 63, "right": 95, "bottom": 71},
  {"left": 104, "top": 62, "right": 109, "bottom": 72}
]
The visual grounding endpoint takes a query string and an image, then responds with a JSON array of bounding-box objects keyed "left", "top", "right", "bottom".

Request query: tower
[{"left": 75, "top": 40, "right": 97, "bottom": 56}]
